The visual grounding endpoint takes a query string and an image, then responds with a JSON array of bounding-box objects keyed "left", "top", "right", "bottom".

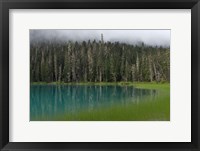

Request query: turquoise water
[{"left": 30, "top": 85, "right": 157, "bottom": 121}]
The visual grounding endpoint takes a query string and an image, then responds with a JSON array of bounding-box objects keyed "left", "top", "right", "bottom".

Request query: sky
[{"left": 30, "top": 29, "right": 170, "bottom": 47}]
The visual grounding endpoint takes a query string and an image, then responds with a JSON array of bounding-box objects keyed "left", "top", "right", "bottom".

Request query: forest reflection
[{"left": 30, "top": 85, "right": 157, "bottom": 120}]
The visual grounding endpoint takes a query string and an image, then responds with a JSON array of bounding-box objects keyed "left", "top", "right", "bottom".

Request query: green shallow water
[{"left": 30, "top": 84, "right": 161, "bottom": 121}]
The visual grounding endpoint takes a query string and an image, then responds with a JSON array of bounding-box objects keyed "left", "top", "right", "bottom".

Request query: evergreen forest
[{"left": 30, "top": 34, "right": 170, "bottom": 83}]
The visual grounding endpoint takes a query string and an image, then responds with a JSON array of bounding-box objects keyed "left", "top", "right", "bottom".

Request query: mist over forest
[
  {"left": 30, "top": 29, "right": 170, "bottom": 47},
  {"left": 30, "top": 30, "right": 170, "bottom": 83}
]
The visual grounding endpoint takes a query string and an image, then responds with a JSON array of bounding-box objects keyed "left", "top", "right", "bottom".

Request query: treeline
[{"left": 30, "top": 36, "right": 170, "bottom": 83}]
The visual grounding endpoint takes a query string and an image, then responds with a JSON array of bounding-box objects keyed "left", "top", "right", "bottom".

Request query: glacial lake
[{"left": 30, "top": 85, "right": 158, "bottom": 121}]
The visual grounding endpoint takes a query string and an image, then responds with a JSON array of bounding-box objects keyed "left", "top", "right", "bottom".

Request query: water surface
[{"left": 30, "top": 85, "right": 157, "bottom": 120}]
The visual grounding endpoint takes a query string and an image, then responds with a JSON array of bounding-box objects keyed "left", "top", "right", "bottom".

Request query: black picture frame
[{"left": 0, "top": 0, "right": 199, "bottom": 150}]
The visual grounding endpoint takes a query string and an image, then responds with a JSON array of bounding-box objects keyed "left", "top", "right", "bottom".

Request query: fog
[{"left": 30, "top": 29, "right": 170, "bottom": 47}]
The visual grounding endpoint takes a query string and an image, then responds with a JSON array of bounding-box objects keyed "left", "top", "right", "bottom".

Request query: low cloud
[{"left": 30, "top": 29, "right": 170, "bottom": 47}]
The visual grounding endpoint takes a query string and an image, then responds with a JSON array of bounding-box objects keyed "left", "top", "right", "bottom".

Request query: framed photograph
[{"left": 0, "top": 0, "right": 199, "bottom": 150}]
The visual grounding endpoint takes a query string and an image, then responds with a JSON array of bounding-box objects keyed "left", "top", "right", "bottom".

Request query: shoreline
[{"left": 30, "top": 81, "right": 170, "bottom": 90}]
